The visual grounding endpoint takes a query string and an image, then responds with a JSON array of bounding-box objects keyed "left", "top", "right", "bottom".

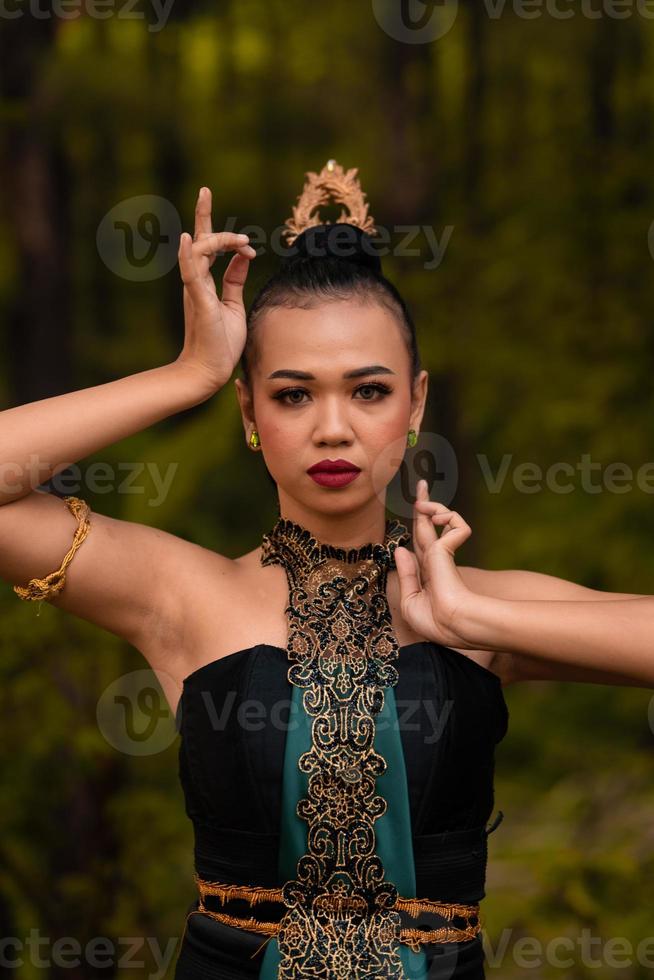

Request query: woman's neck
[{"left": 275, "top": 506, "right": 391, "bottom": 553}]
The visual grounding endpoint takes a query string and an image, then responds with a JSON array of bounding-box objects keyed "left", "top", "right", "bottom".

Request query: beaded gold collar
[{"left": 259, "top": 514, "right": 412, "bottom": 976}]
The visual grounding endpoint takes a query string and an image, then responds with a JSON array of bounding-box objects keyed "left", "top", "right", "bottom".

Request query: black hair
[{"left": 239, "top": 223, "right": 422, "bottom": 389}]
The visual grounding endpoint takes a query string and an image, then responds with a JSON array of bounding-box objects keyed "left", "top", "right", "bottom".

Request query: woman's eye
[
  {"left": 277, "top": 389, "right": 306, "bottom": 405},
  {"left": 273, "top": 383, "right": 392, "bottom": 405},
  {"left": 356, "top": 384, "right": 392, "bottom": 400}
]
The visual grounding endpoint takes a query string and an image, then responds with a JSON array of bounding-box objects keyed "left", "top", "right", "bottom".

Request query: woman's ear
[
  {"left": 234, "top": 377, "right": 256, "bottom": 434},
  {"left": 410, "top": 370, "right": 429, "bottom": 431}
]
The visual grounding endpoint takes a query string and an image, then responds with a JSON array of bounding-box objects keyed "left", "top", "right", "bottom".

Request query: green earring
[
  {"left": 249, "top": 429, "right": 261, "bottom": 449},
  {"left": 407, "top": 429, "right": 418, "bottom": 448}
]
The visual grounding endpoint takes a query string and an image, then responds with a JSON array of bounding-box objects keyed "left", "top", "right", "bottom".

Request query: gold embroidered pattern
[
  {"left": 259, "top": 516, "right": 412, "bottom": 977},
  {"left": 190, "top": 873, "right": 484, "bottom": 954}
]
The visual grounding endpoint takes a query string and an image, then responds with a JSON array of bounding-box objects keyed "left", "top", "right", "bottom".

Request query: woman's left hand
[{"left": 393, "top": 480, "right": 478, "bottom": 650}]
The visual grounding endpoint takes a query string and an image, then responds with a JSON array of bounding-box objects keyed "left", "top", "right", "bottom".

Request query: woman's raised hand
[
  {"left": 176, "top": 187, "right": 257, "bottom": 393},
  {"left": 394, "top": 480, "right": 479, "bottom": 650}
]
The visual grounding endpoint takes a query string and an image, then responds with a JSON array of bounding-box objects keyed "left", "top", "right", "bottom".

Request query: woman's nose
[{"left": 312, "top": 400, "right": 355, "bottom": 443}]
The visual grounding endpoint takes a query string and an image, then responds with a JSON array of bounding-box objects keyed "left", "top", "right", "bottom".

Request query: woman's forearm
[
  {"left": 461, "top": 594, "right": 654, "bottom": 685},
  {"left": 0, "top": 359, "right": 216, "bottom": 505}
]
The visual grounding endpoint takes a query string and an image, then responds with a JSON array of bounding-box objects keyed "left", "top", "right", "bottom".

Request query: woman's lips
[{"left": 308, "top": 469, "right": 361, "bottom": 488}]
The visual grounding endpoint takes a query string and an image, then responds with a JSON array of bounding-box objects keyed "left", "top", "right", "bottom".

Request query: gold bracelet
[{"left": 13, "top": 495, "right": 92, "bottom": 602}]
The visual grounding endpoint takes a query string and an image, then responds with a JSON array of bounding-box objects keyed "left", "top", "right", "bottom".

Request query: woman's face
[{"left": 235, "top": 296, "right": 428, "bottom": 530}]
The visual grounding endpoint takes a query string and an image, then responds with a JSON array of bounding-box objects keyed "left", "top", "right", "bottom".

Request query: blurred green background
[{"left": 1, "top": 2, "right": 653, "bottom": 978}]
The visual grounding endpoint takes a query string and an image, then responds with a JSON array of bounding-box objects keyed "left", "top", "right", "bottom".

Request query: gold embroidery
[
  {"left": 259, "top": 516, "right": 412, "bottom": 977},
  {"left": 194, "top": 874, "right": 284, "bottom": 908},
  {"left": 190, "top": 874, "right": 484, "bottom": 954}
]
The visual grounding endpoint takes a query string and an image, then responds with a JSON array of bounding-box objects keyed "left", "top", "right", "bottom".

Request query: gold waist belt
[{"left": 190, "top": 874, "right": 483, "bottom": 955}]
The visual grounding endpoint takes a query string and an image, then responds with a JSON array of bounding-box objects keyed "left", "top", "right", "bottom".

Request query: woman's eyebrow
[{"left": 266, "top": 365, "right": 396, "bottom": 381}]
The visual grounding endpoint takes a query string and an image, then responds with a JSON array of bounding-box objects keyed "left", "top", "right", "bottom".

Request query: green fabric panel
[
  {"left": 375, "top": 684, "right": 429, "bottom": 979},
  {"left": 259, "top": 679, "right": 429, "bottom": 978},
  {"left": 259, "top": 682, "right": 309, "bottom": 976}
]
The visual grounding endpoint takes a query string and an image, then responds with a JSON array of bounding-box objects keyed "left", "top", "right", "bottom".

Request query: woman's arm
[
  {"left": 0, "top": 358, "right": 222, "bottom": 651},
  {"left": 458, "top": 566, "right": 651, "bottom": 686},
  {"left": 0, "top": 189, "right": 256, "bottom": 657},
  {"left": 461, "top": 592, "right": 654, "bottom": 687},
  {"left": 396, "top": 487, "right": 654, "bottom": 688},
  {"left": 0, "top": 360, "right": 213, "bottom": 506}
]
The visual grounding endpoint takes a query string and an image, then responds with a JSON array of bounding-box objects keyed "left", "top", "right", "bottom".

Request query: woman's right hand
[{"left": 176, "top": 186, "right": 257, "bottom": 394}]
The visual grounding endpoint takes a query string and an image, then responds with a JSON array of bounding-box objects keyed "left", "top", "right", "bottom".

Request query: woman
[{"left": 1, "top": 161, "right": 651, "bottom": 979}]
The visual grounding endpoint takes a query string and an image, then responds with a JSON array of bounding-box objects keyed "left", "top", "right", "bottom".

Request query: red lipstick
[{"left": 307, "top": 458, "right": 361, "bottom": 489}]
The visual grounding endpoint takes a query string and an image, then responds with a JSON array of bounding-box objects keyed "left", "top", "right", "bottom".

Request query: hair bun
[{"left": 284, "top": 223, "right": 382, "bottom": 275}]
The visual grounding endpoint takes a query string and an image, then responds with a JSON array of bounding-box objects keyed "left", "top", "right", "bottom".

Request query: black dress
[{"left": 173, "top": 640, "right": 509, "bottom": 979}]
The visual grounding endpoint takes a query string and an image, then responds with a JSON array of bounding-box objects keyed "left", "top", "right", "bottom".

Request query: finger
[
  {"left": 415, "top": 496, "right": 460, "bottom": 536},
  {"left": 194, "top": 186, "right": 213, "bottom": 241},
  {"left": 412, "top": 479, "right": 438, "bottom": 589},
  {"left": 193, "top": 231, "right": 251, "bottom": 257},
  {"left": 393, "top": 546, "right": 422, "bottom": 604},
  {"left": 413, "top": 494, "right": 471, "bottom": 563},
  {"left": 221, "top": 249, "right": 255, "bottom": 310},
  {"left": 412, "top": 478, "right": 430, "bottom": 566},
  {"left": 427, "top": 509, "right": 472, "bottom": 555},
  {"left": 178, "top": 232, "right": 198, "bottom": 284},
  {"left": 178, "top": 232, "right": 207, "bottom": 306},
  {"left": 415, "top": 499, "right": 456, "bottom": 512},
  {"left": 415, "top": 499, "right": 463, "bottom": 527},
  {"left": 415, "top": 502, "right": 455, "bottom": 528},
  {"left": 413, "top": 479, "right": 442, "bottom": 563}
]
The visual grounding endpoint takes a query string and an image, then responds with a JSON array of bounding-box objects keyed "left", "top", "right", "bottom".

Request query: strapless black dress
[{"left": 173, "top": 641, "right": 509, "bottom": 979}]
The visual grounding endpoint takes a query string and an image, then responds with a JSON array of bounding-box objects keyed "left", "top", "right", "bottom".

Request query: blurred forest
[{"left": 1, "top": 2, "right": 653, "bottom": 978}]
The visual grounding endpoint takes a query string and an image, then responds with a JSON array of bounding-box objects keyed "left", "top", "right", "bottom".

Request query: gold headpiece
[{"left": 282, "top": 159, "right": 378, "bottom": 246}]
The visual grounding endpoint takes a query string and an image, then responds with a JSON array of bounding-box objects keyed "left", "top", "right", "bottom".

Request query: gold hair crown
[{"left": 282, "top": 159, "right": 378, "bottom": 246}]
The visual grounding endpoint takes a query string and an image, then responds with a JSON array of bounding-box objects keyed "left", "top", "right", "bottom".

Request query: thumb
[{"left": 394, "top": 547, "right": 421, "bottom": 604}]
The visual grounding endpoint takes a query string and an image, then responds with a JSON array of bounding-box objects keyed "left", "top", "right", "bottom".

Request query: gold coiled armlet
[{"left": 13, "top": 495, "right": 91, "bottom": 602}]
